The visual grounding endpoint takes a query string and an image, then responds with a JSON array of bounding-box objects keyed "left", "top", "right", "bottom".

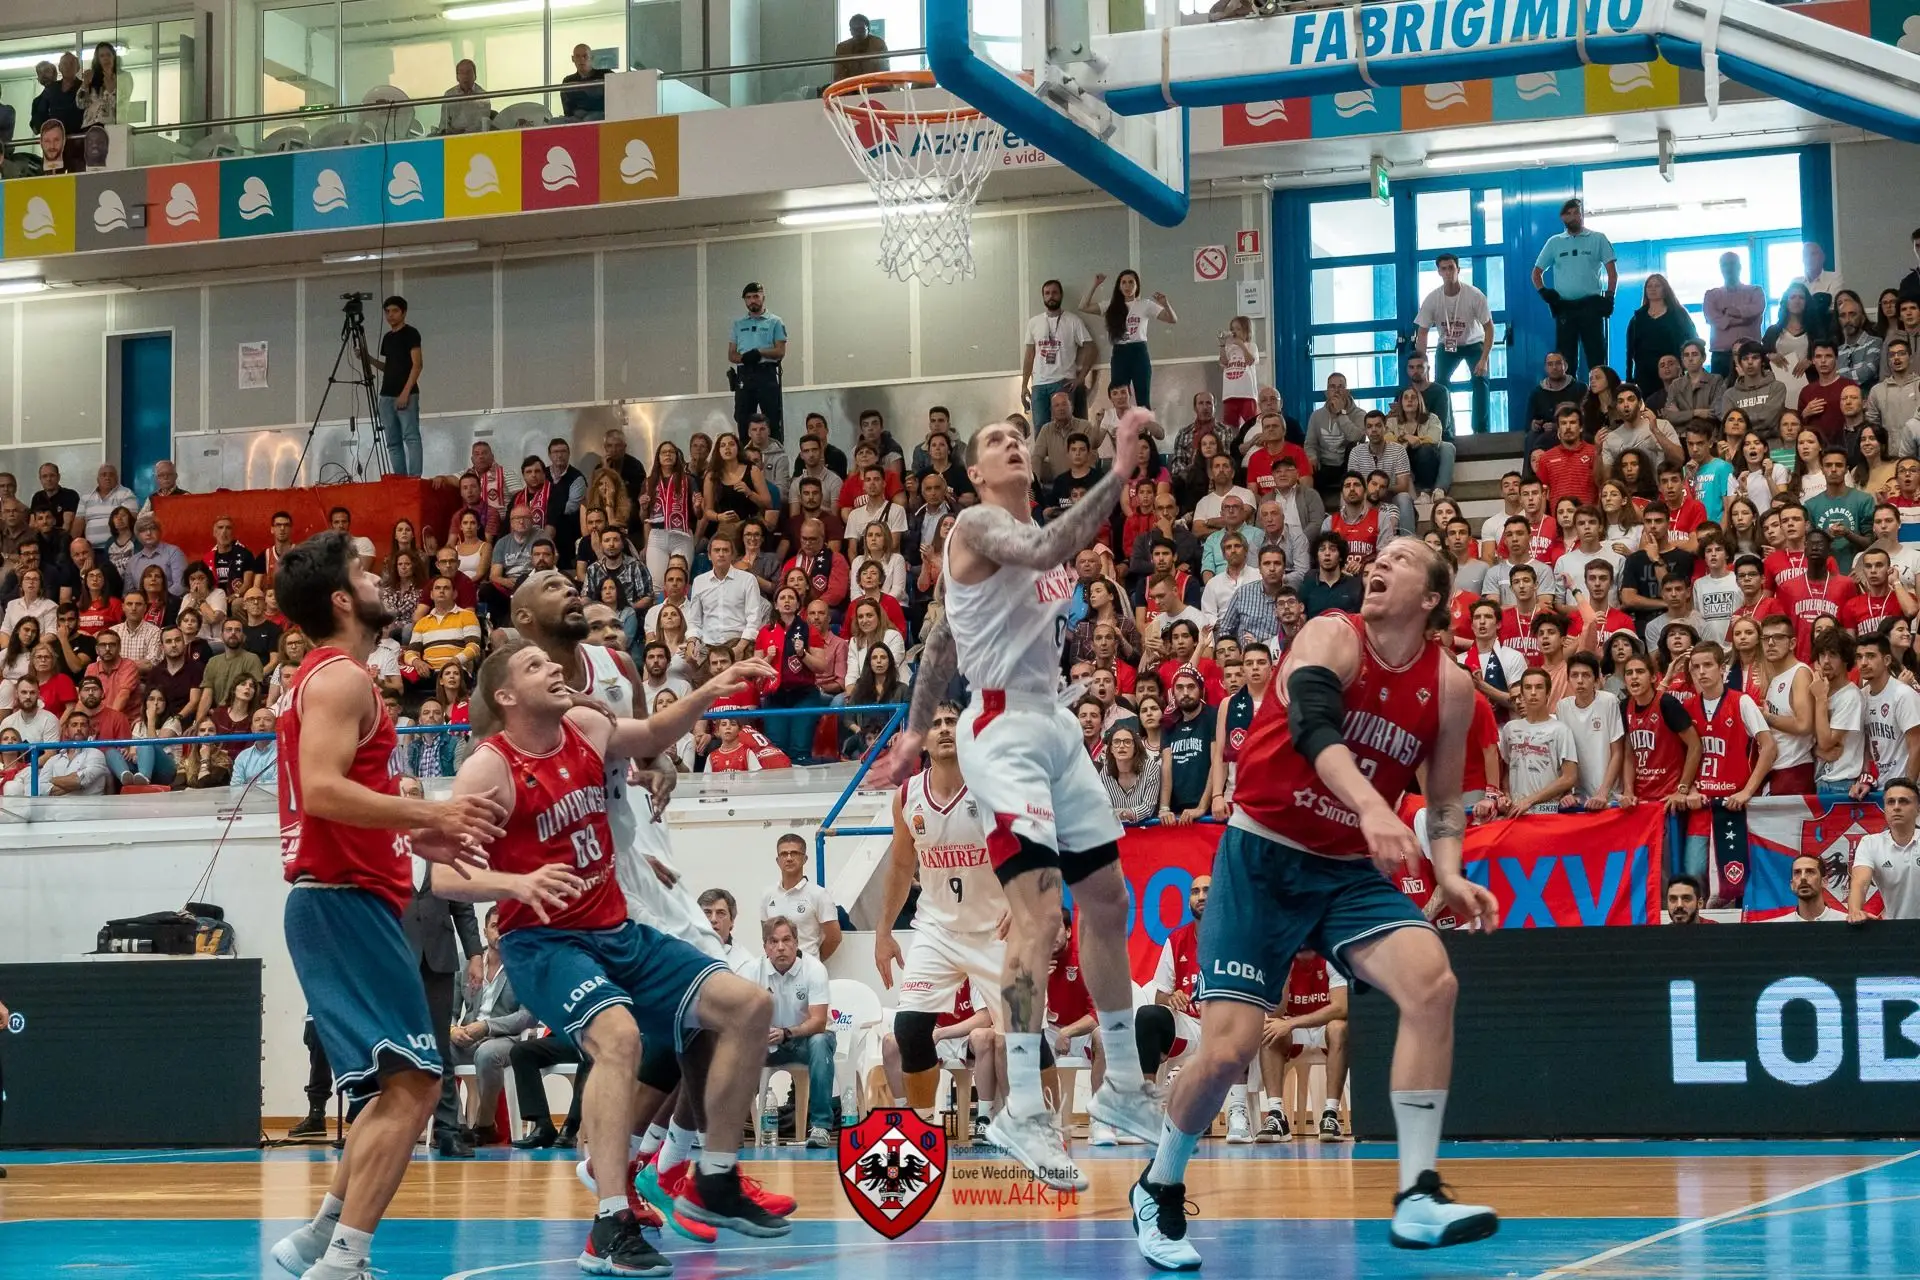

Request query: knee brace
[
  {"left": 893, "top": 1011, "right": 941, "bottom": 1075},
  {"left": 1136, "top": 1004, "right": 1176, "bottom": 1075}
]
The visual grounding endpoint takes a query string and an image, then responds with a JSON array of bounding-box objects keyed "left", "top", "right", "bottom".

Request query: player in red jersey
[
  {"left": 1619, "top": 653, "right": 1703, "bottom": 810},
  {"left": 437, "top": 641, "right": 790, "bottom": 1273},
  {"left": 1270, "top": 951, "right": 1350, "bottom": 1143},
  {"left": 1131, "top": 538, "right": 1500, "bottom": 1268},
  {"left": 1326, "top": 474, "right": 1388, "bottom": 564},
  {"left": 269, "top": 532, "right": 507, "bottom": 1280}
]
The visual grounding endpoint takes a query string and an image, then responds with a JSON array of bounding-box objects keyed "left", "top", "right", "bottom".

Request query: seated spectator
[
  {"left": 448, "top": 906, "right": 533, "bottom": 1145},
  {"left": 74, "top": 465, "right": 134, "bottom": 548},
  {"left": 803, "top": 598, "right": 848, "bottom": 705},
  {"left": 27, "top": 645, "right": 74, "bottom": 719},
  {"left": 738, "top": 518, "right": 784, "bottom": 595},
  {"left": 125, "top": 686, "right": 184, "bottom": 788},
  {"left": 1665, "top": 874, "right": 1707, "bottom": 924},
  {"left": 407, "top": 577, "right": 483, "bottom": 678},
  {"left": 1103, "top": 722, "right": 1161, "bottom": 822},
  {"left": 238, "top": 587, "right": 285, "bottom": 663},
  {"left": 738, "top": 915, "right": 835, "bottom": 1147},
  {"left": 1300, "top": 531, "right": 1362, "bottom": 619},
  {"left": 1385, "top": 386, "right": 1452, "bottom": 501},
  {"left": 128, "top": 514, "right": 187, "bottom": 596},
  {"left": 178, "top": 564, "right": 228, "bottom": 630},
  {"left": 780, "top": 520, "right": 850, "bottom": 615},
  {"left": 559, "top": 43, "right": 607, "bottom": 121},
  {"left": 706, "top": 715, "right": 790, "bottom": 773},
  {"left": 208, "top": 673, "right": 261, "bottom": 738},
  {"left": 441, "top": 59, "right": 492, "bottom": 135},
  {"left": 834, "top": 12, "right": 889, "bottom": 78},
  {"left": 430, "top": 545, "right": 480, "bottom": 612},
  {"left": 436, "top": 663, "right": 472, "bottom": 724},
  {"left": 5, "top": 708, "right": 106, "bottom": 796},
  {"left": 1343, "top": 411, "right": 1416, "bottom": 532},
  {"left": 112, "top": 589, "right": 163, "bottom": 672},
  {"left": 1715, "top": 340, "right": 1787, "bottom": 439},
  {"left": 754, "top": 586, "right": 829, "bottom": 763},
  {"left": 508, "top": 1030, "right": 585, "bottom": 1148},
  {"left": 850, "top": 523, "right": 908, "bottom": 602},
  {"left": 230, "top": 708, "right": 278, "bottom": 789},
  {"left": 584, "top": 528, "right": 654, "bottom": 614},
  {"left": 404, "top": 699, "right": 461, "bottom": 780},
  {"left": 202, "top": 617, "right": 265, "bottom": 709},
  {"left": 29, "top": 461, "right": 79, "bottom": 535},
  {"left": 1323, "top": 472, "right": 1397, "bottom": 565},
  {"left": 1, "top": 568, "right": 54, "bottom": 641},
  {"left": 0, "top": 676, "right": 58, "bottom": 742},
  {"left": 485, "top": 506, "right": 538, "bottom": 617},
  {"left": 759, "top": 832, "right": 841, "bottom": 959},
  {"left": 84, "top": 629, "right": 140, "bottom": 714}
]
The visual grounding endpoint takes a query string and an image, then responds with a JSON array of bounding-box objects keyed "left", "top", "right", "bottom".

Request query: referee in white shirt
[
  {"left": 760, "top": 833, "right": 842, "bottom": 958},
  {"left": 689, "top": 531, "right": 765, "bottom": 657},
  {"left": 1851, "top": 777, "right": 1920, "bottom": 921}
]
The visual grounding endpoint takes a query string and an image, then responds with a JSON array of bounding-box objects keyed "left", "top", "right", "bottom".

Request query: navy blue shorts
[
  {"left": 501, "top": 921, "right": 728, "bottom": 1054},
  {"left": 1196, "top": 823, "right": 1433, "bottom": 1009},
  {"left": 284, "top": 884, "right": 441, "bottom": 1101}
]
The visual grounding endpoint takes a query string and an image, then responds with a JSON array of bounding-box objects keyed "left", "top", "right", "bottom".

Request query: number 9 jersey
[{"left": 479, "top": 718, "right": 629, "bottom": 935}]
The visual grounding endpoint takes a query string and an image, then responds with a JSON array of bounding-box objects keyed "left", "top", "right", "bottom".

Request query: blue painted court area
[{"left": 1, "top": 1143, "right": 1916, "bottom": 1280}]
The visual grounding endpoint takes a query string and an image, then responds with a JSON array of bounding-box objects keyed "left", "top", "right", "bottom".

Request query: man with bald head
[{"left": 781, "top": 518, "right": 850, "bottom": 612}]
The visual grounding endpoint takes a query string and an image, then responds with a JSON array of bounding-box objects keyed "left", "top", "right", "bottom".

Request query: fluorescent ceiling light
[
  {"left": 777, "top": 201, "right": 948, "bottom": 227},
  {"left": 1425, "top": 137, "right": 1619, "bottom": 170},
  {"left": 443, "top": 0, "right": 593, "bottom": 20},
  {"left": 321, "top": 240, "right": 479, "bottom": 264},
  {"left": 0, "top": 278, "right": 49, "bottom": 296}
]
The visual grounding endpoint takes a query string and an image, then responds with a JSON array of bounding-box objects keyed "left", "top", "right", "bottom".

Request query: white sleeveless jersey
[
  {"left": 902, "top": 772, "right": 1002, "bottom": 934},
  {"left": 945, "top": 510, "right": 1076, "bottom": 693},
  {"left": 575, "top": 643, "right": 638, "bottom": 849},
  {"left": 1766, "top": 661, "right": 1813, "bottom": 769}
]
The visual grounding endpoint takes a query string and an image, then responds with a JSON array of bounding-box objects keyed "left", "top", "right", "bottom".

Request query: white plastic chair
[
  {"left": 189, "top": 129, "right": 240, "bottom": 160},
  {"left": 753, "top": 1065, "right": 808, "bottom": 1147},
  {"left": 493, "top": 101, "right": 552, "bottom": 130},
  {"left": 829, "top": 978, "right": 884, "bottom": 1124},
  {"left": 505, "top": 1058, "right": 578, "bottom": 1136},
  {"left": 262, "top": 125, "right": 309, "bottom": 152}
]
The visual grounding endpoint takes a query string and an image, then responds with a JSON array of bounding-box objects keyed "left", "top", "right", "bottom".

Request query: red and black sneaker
[
  {"left": 676, "top": 1168, "right": 793, "bottom": 1238},
  {"left": 623, "top": 1153, "right": 666, "bottom": 1228},
  {"left": 736, "top": 1168, "right": 797, "bottom": 1219},
  {"left": 580, "top": 1209, "right": 672, "bottom": 1276}
]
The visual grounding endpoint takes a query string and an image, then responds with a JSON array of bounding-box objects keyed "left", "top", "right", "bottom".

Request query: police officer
[{"left": 729, "top": 281, "right": 788, "bottom": 442}]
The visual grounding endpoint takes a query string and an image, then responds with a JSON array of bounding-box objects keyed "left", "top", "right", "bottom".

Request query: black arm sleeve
[
  {"left": 1658, "top": 693, "right": 1694, "bottom": 734},
  {"left": 1287, "top": 665, "right": 1348, "bottom": 766}
]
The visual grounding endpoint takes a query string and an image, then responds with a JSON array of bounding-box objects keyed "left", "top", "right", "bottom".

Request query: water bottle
[{"left": 760, "top": 1103, "right": 779, "bottom": 1144}]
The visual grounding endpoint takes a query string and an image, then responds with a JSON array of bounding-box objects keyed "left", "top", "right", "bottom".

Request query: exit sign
[{"left": 1371, "top": 154, "right": 1390, "bottom": 203}]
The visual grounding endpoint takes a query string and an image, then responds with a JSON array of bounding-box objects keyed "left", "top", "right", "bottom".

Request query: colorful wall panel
[
  {"left": 5, "top": 176, "right": 76, "bottom": 258},
  {"left": 444, "top": 132, "right": 523, "bottom": 219},
  {"left": 292, "top": 146, "right": 385, "bottom": 232}
]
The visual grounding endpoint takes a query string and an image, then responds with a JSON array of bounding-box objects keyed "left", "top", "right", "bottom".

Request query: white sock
[
  {"left": 597, "top": 1195, "right": 625, "bottom": 1219},
  {"left": 1147, "top": 1119, "right": 1202, "bottom": 1186},
  {"left": 1391, "top": 1090, "right": 1447, "bottom": 1192},
  {"left": 1005, "top": 1033, "right": 1045, "bottom": 1116},
  {"left": 1096, "top": 1010, "right": 1141, "bottom": 1091},
  {"left": 637, "top": 1123, "right": 668, "bottom": 1158},
  {"left": 891, "top": 1094, "right": 908, "bottom": 1106},
  {"left": 320, "top": 1225, "right": 371, "bottom": 1272},
  {"left": 659, "top": 1121, "right": 697, "bottom": 1172},
  {"left": 1227, "top": 1084, "right": 1248, "bottom": 1110},
  {"left": 1323, "top": 1099, "right": 1341, "bottom": 1116},
  {"left": 1262, "top": 1095, "right": 1283, "bottom": 1116},
  {"left": 628, "top": 1133, "right": 647, "bottom": 1163},
  {"left": 697, "top": 1147, "right": 738, "bottom": 1176},
  {"left": 305, "top": 1193, "right": 344, "bottom": 1239}
]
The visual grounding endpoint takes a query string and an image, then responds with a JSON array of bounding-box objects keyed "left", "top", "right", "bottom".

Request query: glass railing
[{"left": 124, "top": 51, "right": 927, "bottom": 170}]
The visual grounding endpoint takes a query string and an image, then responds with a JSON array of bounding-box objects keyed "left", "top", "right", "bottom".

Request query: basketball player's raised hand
[
  {"left": 1112, "top": 406, "right": 1155, "bottom": 480},
  {"left": 709, "top": 656, "right": 776, "bottom": 699},
  {"left": 871, "top": 730, "right": 924, "bottom": 788},
  {"left": 512, "top": 864, "right": 587, "bottom": 924}
]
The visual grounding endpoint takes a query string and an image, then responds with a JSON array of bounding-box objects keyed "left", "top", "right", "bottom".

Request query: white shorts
[
  {"left": 1169, "top": 1010, "right": 1202, "bottom": 1060},
  {"left": 1287, "top": 1026, "right": 1328, "bottom": 1056},
  {"left": 957, "top": 696, "right": 1123, "bottom": 864},
  {"left": 897, "top": 924, "right": 1007, "bottom": 1027},
  {"left": 616, "top": 811, "right": 727, "bottom": 962},
  {"left": 936, "top": 1037, "right": 973, "bottom": 1070}
]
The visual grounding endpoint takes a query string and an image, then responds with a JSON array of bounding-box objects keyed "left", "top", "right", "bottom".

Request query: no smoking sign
[{"left": 1193, "top": 244, "right": 1229, "bottom": 282}]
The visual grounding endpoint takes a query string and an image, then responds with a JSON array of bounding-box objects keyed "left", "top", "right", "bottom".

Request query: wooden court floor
[{"left": 3, "top": 1140, "right": 1917, "bottom": 1279}]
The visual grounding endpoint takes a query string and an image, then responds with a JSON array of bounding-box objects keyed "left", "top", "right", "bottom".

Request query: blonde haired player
[
  {"left": 875, "top": 700, "right": 1008, "bottom": 1116},
  {"left": 875, "top": 407, "right": 1162, "bottom": 1190}
]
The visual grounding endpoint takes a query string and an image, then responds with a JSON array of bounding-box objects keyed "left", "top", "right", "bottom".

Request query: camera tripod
[{"left": 293, "top": 293, "right": 390, "bottom": 485}]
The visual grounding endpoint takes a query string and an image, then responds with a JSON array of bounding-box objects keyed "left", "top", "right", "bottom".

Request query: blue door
[{"left": 120, "top": 335, "right": 172, "bottom": 501}]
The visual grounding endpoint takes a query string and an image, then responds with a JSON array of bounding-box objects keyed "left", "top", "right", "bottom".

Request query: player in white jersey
[
  {"left": 875, "top": 701, "right": 1009, "bottom": 1113},
  {"left": 876, "top": 407, "right": 1162, "bottom": 1190},
  {"left": 493, "top": 576, "right": 793, "bottom": 1242}
]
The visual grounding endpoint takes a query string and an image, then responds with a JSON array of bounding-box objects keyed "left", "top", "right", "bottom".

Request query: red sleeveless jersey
[
  {"left": 937, "top": 982, "right": 977, "bottom": 1029},
  {"left": 1234, "top": 613, "right": 1444, "bottom": 859},
  {"left": 1326, "top": 508, "right": 1383, "bottom": 564},
  {"left": 1688, "top": 690, "right": 1760, "bottom": 798},
  {"left": 1162, "top": 921, "right": 1201, "bottom": 1001},
  {"left": 1283, "top": 953, "right": 1332, "bottom": 1020},
  {"left": 1624, "top": 692, "right": 1689, "bottom": 801},
  {"left": 278, "top": 648, "right": 412, "bottom": 915},
  {"left": 482, "top": 719, "right": 627, "bottom": 934}
]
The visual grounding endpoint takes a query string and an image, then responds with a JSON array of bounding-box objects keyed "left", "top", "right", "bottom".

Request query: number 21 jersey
[{"left": 481, "top": 719, "right": 627, "bottom": 934}]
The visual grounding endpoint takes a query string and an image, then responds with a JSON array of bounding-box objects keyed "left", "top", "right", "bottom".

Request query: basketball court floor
[{"left": 2, "top": 1139, "right": 1914, "bottom": 1279}]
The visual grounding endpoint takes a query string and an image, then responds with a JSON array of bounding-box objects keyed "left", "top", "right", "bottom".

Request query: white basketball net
[{"left": 824, "top": 78, "right": 1004, "bottom": 285}]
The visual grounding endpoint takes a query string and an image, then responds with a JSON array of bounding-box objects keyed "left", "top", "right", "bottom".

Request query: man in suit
[
  {"left": 402, "top": 821, "right": 484, "bottom": 1158},
  {"left": 447, "top": 907, "right": 533, "bottom": 1144}
]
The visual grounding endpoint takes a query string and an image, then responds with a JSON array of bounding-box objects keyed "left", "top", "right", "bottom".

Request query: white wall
[
  {"left": 0, "top": 785, "right": 890, "bottom": 1119},
  {"left": 1833, "top": 139, "right": 1920, "bottom": 299}
]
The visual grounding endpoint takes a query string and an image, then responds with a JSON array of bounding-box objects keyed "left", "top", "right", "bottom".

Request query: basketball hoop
[{"left": 822, "top": 71, "right": 1004, "bottom": 285}]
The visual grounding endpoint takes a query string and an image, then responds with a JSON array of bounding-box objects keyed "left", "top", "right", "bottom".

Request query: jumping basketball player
[
  {"left": 876, "top": 407, "right": 1162, "bottom": 1190},
  {"left": 494, "top": 574, "right": 794, "bottom": 1243},
  {"left": 270, "top": 532, "right": 508, "bottom": 1280},
  {"left": 874, "top": 700, "right": 1008, "bottom": 1116},
  {"left": 437, "top": 640, "right": 790, "bottom": 1274},
  {"left": 1130, "top": 537, "right": 1501, "bottom": 1270}
]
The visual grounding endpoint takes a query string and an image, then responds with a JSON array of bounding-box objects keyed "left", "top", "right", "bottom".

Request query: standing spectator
[
  {"left": 1702, "top": 252, "right": 1767, "bottom": 379},
  {"left": 1835, "top": 290, "right": 1882, "bottom": 391},
  {"left": 1556, "top": 652, "right": 1623, "bottom": 806},
  {"left": 728, "top": 285, "right": 788, "bottom": 441},
  {"left": 1716, "top": 341, "right": 1788, "bottom": 441},
  {"left": 1858, "top": 631, "right": 1920, "bottom": 788},
  {"left": 558, "top": 42, "right": 607, "bottom": 120},
  {"left": 34, "top": 55, "right": 82, "bottom": 138},
  {"left": 1797, "top": 342, "right": 1857, "bottom": 448},
  {"left": 1868, "top": 338, "right": 1920, "bottom": 447},
  {"left": 1170, "top": 393, "right": 1225, "bottom": 487},
  {"left": 1623, "top": 273, "right": 1698, "bottom": 392},
  {"left": 1662, "top": 342, "right": 1725, "bottom": 435},
  {"left": 1217, "top": 317, "right": 1262, "bottom": 436},
  {"left": 1079, "top": 269, "right": 1176, "bottom": 408},
  {"left": 760, "top": 832, "right": 841, "bottom": 959},
  {"left": 1849, "top": 778, "right": 1920, "bottom": 920},
  {"left": 739, "top": 916, "right": 836, "bottom": 1147},
  {"left": 1155, "top": 668, "right": 1215, "bottom": 824},
  {"left": 358, "top": 296, "right": 423, "bottom": 477},
  {"left": 1792, "top": 241, "right": 1843, "bottom": 338},
  {"left": 692, "top": 532, "right": 766, "bottom": 657},
  {"left": 77, "top": 42, "right": 123, "bottom": 129},
  {"left": 1810, "top": 628, "right": 1865, "bottom": 799},
  {"left": 74, "top": 466, "right": 133, "bottom": 549},
  {"left": 1411, "top": 253, "right": 1493, "bottom": 435},
  {"left": 833, "top": 13, "right": 889, "bottom": 78},
  {"left": 600, "top": 427, "right": 647, "bottom": 507},
  {"left": 542, "top": 439, "right": 587, "bottom": 554},
  {"left": 1804, "top": 447, "right": 1874, "bottom": 572},
  {"left": 1021, "top": 279, "right": 1096, "bottom": 424},
  {"left": 1759, "top": 614, "right": 1816, "bottom": 794},
  {"left": 754, "top": 585, "right": 829, "bottom": 763},
  {"left": 1499, "top": 669, "right": 1578, "bottom": 814},
  {"left": 440, "top": 59, "right": 491, "bottom": 134},
  {"left": 1531, "top": 198, "right": 1617, "bottom": 374},
  {"left": 1681, "top": 643, "right": 1775, "bottom": 887}
]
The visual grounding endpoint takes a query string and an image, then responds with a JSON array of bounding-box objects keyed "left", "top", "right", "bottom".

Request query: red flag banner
[{"left": 1119, "top": 804, "right": 1668, "bottom": 985}]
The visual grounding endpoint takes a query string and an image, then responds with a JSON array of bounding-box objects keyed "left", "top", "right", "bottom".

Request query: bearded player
[
  {"left": 1129, "top": 537, "right": 1501, "bottom": 1270},
  {"left": 489, "top": 576, "right": 793, "bottom": 1243},
  {"left": 874, "top": 700, "right": 1009, "bottom": 1117},
  {"left": 876, "top": 408, "right": 1161, "bottom": 1190},
  {"left": 270, "top": 532, "right": 507, "bottom": 1280},
  {"left": 438, "top": 640, "right": 790, "bottom": 1275}
]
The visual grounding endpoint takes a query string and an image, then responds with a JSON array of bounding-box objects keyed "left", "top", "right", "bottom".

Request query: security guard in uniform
[{"left": 728, "top": 281, "right": 789, "bottom": 442}]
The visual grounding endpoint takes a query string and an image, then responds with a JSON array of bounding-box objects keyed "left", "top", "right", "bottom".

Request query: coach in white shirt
[
  {"left": 760, "top": 832, "right": 841, "bottom": 959},
  {"left": 1772, "top": 853, "right": 1847, "bottom": 921},
  {"left": 1851, "top": 777, "right": 1920, "bottom": 921},
  {"left": 689, "top": 532, "right": 765, "bottom": 657},
  {"left": 738, "top": 914, "right": 837, "bottom": 1146}
]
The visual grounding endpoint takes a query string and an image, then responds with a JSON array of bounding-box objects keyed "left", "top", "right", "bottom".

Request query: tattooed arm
[
  {"left": 903, "top": 615, "right": 956, "bottom": 736},
  {"left": 949, "top": 406, "right": 1149, "bottom": 575},
  {"left": 1427, "top": 660, "right": 1499, "bottom": 931}
]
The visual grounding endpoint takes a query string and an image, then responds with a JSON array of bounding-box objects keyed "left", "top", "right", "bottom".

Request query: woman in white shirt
[
  {"left": 649, "top": 602, "right": 706, "bottom": 685},
  {"left": 842, "top": 598, "right": 905, "bottom": 689},
  {"left": 648, "top": 688, "right": 697, "bottom": 772},
  {"left": 1082, "top": 269, "right": 1176, "bottom": 410},
  {"left": 849, "top": 523, "right": 908, "bottom": 602},
  {"left": 1731, "top": 430, "right": 1786, "bottom": 514},
  {"left": 1599, "top": 481, "right": 1644, "bottom": 557},
  {"left": 1, "top": 570, "right": 56, "bottom": 644},
  {"left": 1218, "top": 315, "right": 1261, "bottom": 433}
]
